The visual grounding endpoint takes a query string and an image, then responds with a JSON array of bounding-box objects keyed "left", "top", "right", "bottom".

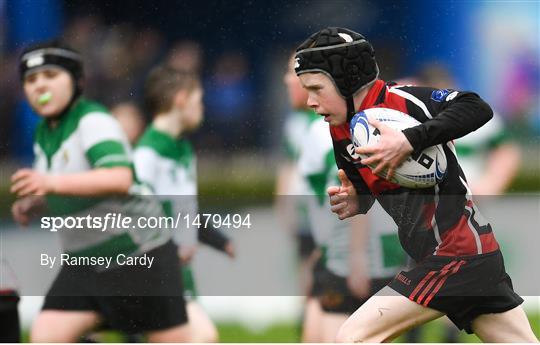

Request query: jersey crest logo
[
  {"left": 169, "top": 167, "right": 178, "bottom": 183},
  {"left": 62, "top": 150, "right": 69, "bottom": 164},
  {"left": 431, "top": 89, "right": 451, "bottom": 102}
]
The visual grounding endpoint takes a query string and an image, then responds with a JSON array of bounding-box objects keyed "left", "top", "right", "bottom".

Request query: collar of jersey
[
  {"left": 138, "top": 126, "right": 193, "bottom": 167},
  {"left": 358, "top": 79, "right": 386, "bottom": 111}
]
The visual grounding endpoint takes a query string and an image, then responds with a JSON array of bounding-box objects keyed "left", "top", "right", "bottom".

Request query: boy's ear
[{"left": 172, "top": 89, "right": 189, "bottom": 109}]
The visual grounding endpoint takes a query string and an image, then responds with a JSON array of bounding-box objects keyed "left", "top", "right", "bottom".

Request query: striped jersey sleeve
[{"left": 79, "top": 112, "right": 132, "bottom": 168}]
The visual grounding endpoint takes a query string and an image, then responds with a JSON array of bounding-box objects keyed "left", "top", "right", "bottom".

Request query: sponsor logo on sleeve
[{"left": 431, "top": 89, "right": 451, "bottom": 102}]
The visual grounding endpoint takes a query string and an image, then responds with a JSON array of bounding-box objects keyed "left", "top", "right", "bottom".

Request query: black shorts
[
  {"left": 296, "top": 230, "right": 316, "bottom": 259},
  {"left": 311, "top": 257, "right": 392, "bottom": 315},
  {"left": 42, "top": 241, "right": 187, "bottom": 333},
  {"left": 0, "top": 293, "right": 20, "bottom": 342},
  {"left": 0, "top": 292, "right": 19, "bottom": 312},
  {"left": 388, "top": 250, "right": 523, "bottom": 334}
]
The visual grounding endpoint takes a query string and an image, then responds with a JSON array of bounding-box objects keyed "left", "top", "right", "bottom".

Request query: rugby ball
[{"left": 350, "top": 108, "right": 447, "bottom": 188}]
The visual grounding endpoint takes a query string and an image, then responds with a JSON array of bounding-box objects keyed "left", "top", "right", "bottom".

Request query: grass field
[
  {"left": 20, "top": 313, "right": 539, "bottom": 342},
  {"left": 215, "top": 314, "right": 540, "bottom": 342}
]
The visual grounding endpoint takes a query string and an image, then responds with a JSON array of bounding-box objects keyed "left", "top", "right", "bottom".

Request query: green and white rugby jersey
[
  {"left": 33, "top": 98, "right": 131, "bottom": 174},
  {"left": 283, "top": 110, "right": 320, "bottom": 162},
  {"left": 134, "top": 126, "right": 198, "bottom": 248},
  {"left": 298, "top": 118, "right": 404, "bottom": 278},
  {"left": 455, "top": 113, "right": 509, "bottom": 183},
  {"left": 33, "top": 98, "right": 168, "bottom": 258},
  {"left": 282, "top": 110, "right": 320, "bottom": 236}
]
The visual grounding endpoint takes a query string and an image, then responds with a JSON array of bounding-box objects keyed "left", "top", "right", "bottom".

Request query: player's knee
[
  {"left": 191, "top": 325, "right": 218, "bottom": 343},
  {"left": 335, "top": 326, "right": 353, "bottom": 343},
  {"left": 193, "top": 331, "right": 218, "bottom": 343},
  {"left": 335, "top": 323, "right": 365, "bottom": 343},
  {"left": 30, "top": 327, "right": 78, "bottom": 343},
  {"left": 147, "top": 324, "right": 192, "bottom": 342},
  {"left": 335, "top": 322, "right": 388, "bottom": 343}
]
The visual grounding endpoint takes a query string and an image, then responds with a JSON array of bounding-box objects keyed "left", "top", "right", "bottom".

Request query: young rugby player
[
  {"left": 133, "top": 65, "right": 222, "bottom": 342},
  {"left": 279, "top": 53, "right": 322, "bottom": 342},
  {"left": 284, "top": 53, "right": 402, "bottom": 342},
  {"left": 403, "top": 65, "right": 523, "bottom": 343},
  {"left": 294, "top": 27, "right": 538, "bottom": 343},
  {"left": 12, "top": 40, "right": 191, "bottom": 342}
]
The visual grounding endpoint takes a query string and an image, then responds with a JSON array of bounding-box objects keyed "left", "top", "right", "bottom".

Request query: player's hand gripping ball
[{"left": 350, "top": 108, "right": 447, "bottom": 188}]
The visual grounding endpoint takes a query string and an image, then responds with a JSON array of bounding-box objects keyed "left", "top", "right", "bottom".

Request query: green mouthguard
[{"left": 38, "top": 92, "right": 52, "bottom": 105}]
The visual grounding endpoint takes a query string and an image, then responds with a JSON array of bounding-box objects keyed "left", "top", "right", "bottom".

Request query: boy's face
[
  {"left": 284, "top": 56, "right": 308, "bottom": 110},
  {"left": 23, "top": 68, "right": 74, "bottom": 118},
  {"left": 298, "top": 72, "right": 347, "bottom": 126},
  {"left": 181, "top": 87, "right": 204, "bottom": 131}
]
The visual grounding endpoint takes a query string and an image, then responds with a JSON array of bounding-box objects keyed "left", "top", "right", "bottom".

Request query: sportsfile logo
[{"left": 40, "top": 212, "right": 252, "bottom": 232}]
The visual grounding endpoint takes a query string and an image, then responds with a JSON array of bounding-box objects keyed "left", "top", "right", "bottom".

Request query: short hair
[{"left": 144, "top": 65, "right": 200, "bottom": 116}]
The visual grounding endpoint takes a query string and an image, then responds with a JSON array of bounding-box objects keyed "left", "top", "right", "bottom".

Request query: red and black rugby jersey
[{"left": 330, "top": 79, "right": 499, "bottom": 262}]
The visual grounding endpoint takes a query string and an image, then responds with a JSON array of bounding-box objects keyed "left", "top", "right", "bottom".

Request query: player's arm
[
  {"left": 358, "top": 87, "right": 494, "bottom": 178},
  {"left": 66, "top": 112, "right": 134, "bottom": 195},
  {"left": 276, "top": 116, "right": 301, "bottom": 196},
  {"left": 11, "top": 167, "right": 132, "bottom": 197},
  {"left": 274, "top": 160, "right": 299, "bottom": 234},
  {"left": 198, "top": 226, "right": 234, "bottom": 257},
  {"left": 12, "top": 113, "right": 133, "bottom": 197},
  {"left": 468, "top": 116, "right": 522, "bottom": 194},
  {"left": 169, "top": 195, "right": 199, "bottom": 263},
  {"left": 332, "top": 143, "right": 375, "bottom": 215},
  {"left": 275, "top": 162, "right": 296, "bottom": 195},
  {"left": 475, "top": 142, "right": 521, "bottom": 194},
  {"left": 327, "top": 145, "right": 375, "bottom": 219},
  {"left": 11, "top": 195, "right": 46, "bottom": 226},
  {"left": 275, "top": 126, "right": 301, "bottom": 234},
  {"left": 275, "top": 133, "right": 299, "bottom": 195},
  {"left": 399, "top": 87, "right": 494, "bottom": 154},
  {"left": 347, "top": 214, "right": 371, "bottom": 298}
]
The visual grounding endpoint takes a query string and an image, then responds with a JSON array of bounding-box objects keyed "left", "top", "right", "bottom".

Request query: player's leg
[
  {"left": 31, "top": 310, "right": 101, "bottom": 342},
  {"left": 335, "top": 286, "right": 444, "bottom": 343},
  {"left": 146, "top": 323, "right": 192, "bottom": 342},
  {"left": 186, "top": 301, "right": 219, "bottom": 342},
  {"left": 321, "top": 312, "right": 348, "bottom": 342},
  {"left": 179, "top": 265, "right": 217, "bottom": 342},
  {"left": 441, "top": 316, "right": 461, "bottom": 342},
  {"left": 301, "top": 297, "right": 323, "bottom": 342},
  {"left": 471, "top": 305, "right": 539, "bottom": 343},
  {"left": 98, "top": 242, "right": 192, "bottom": 342},
  {"left": 317, "top": 268, "right": 373, "bottom": 342},
  {"left": 0, "top": 295, "right": 20, "bottom": 342}
]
